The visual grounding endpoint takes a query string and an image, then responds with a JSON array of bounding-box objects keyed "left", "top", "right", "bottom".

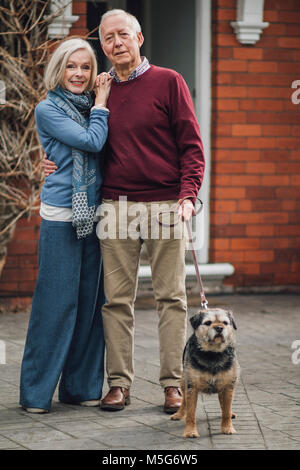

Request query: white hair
[
  {"left": 99, "top": 9, "right": 142, "bottom": 42},
  {"left": 44, "top": 38, "right": 98, "bottom": 92}
]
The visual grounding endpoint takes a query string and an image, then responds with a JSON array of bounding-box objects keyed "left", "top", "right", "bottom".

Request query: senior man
[
  {"left": 43, "top": 9, "right": 205, "bottom": 414},
  {"left": 98, "top": 9, "right": 204, "bottom": 414}
]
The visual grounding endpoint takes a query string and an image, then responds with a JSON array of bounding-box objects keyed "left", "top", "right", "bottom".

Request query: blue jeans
[{"left": 20, "top": 219, "right": 105, "bottom": 411}]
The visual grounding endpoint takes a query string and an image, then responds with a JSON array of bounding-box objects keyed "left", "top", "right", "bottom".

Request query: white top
[{"left": 40, "top": 202, "right": 100, "bottom": 222}]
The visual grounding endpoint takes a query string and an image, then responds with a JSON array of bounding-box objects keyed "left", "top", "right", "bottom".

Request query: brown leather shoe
[
  {"left": 163, "top": 387, "right": 183, "bottom": 414},
  {"left": 100, "top": 387, "right": 130, "bottom": 411}
]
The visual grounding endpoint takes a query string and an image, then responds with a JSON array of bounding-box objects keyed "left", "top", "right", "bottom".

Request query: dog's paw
[
  {"left": 170, "top": 411, "right": 185, "bottom": 421},
  {"left": 184, "top": 429, "right": 200, "bottom": 438},
  {"left": 221, "top": 424, "right": 237, "bottom": 435}
]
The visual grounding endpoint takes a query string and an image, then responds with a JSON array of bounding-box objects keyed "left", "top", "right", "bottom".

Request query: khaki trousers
[{"left": 98, "top": 199, "right": 187, "bottom": 389}]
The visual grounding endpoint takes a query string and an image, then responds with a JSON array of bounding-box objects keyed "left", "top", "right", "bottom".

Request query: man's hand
[
  {"left": 41, "top": 154, "right": 57, "bottom": 177},
  {"left": 178, "top": 199, "right": 195, "bottom": 222}
]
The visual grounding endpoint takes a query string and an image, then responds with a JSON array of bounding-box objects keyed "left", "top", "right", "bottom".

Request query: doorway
[
  {"left": 87, "top": 0, "right": 196, "bottom": 97},
  {"left": 138, "top": 0, "right": 196, "bottom": 98},
  {"left": 86, "top": 0, "right": 211, "bottom": 264}
]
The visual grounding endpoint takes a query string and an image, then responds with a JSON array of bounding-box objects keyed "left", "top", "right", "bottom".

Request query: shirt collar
[{"left": 109, "top": 57, "right": 150, "bottom": 82}]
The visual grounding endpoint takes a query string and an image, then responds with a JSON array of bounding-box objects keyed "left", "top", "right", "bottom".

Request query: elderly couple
[{"left": 19, "top": 9, "right": 205, "bottom": 415}]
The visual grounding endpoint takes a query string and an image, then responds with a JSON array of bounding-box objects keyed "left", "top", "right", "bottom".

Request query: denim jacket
[{"left": 35, "top": 98, "right": 109, "bottom": 208}]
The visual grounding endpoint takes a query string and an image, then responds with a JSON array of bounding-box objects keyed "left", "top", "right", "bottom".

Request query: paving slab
[{"left": 0, "top": 293, "right": 300, "bottom": 453}]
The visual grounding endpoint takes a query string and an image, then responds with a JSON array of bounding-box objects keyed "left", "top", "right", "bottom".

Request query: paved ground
[{"left": 0, "top": 293, "right": 300, "bottom": 452}]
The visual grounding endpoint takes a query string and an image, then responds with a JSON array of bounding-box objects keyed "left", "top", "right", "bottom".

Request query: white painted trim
[
  {"left": 189, "top": 0, "right": 235, "bottom": 284},
  {"left": 194, "top": 0, "right": 211, "bottom": 264},
  {"left": 231, "top": 0, "right": 269, "bottom": 45},
  {"left": 47, "top": 0, "right": 79, "bottom": 38},
  {"left": 139, "top": 263, "right": 234, "bottom": 280}
]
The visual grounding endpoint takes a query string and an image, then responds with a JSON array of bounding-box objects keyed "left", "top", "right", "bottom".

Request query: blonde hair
[
  {"left": 99, "top": 9, "right": 142, "bottom": 42},
  {"left": 44, "top": 38, "right": 98, "bottom": 92}
]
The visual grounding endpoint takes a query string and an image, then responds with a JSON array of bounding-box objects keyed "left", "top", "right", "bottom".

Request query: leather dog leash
[
  {"left": 185, "top": 217, "right": 208, "bottom": 309},
  {"left": 157, "top": 198, "right": 208, "bottom": 309}
]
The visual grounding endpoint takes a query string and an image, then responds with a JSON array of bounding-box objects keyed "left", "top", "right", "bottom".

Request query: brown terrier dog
[{"left": 171, "top": 308, "right": 240, "bottom": 438}]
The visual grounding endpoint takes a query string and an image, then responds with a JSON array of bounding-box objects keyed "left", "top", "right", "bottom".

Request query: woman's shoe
[
  {"left": 23, "top": 407, "right": 49, "bottom": 414},
  {"left": 79, "top": 399, "right": 101, "bottom": 407}
]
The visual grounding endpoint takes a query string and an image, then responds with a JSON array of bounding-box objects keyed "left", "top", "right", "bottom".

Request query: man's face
[{"left": 100, "top": 14, "right": 144, "bottom": 69}]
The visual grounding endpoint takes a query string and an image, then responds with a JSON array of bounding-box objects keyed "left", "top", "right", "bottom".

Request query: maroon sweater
[{"left": 101, "top": 65, "right": 205, "bottom": 203}]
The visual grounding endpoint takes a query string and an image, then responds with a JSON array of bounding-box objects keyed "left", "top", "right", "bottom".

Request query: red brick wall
[
  {"left": 0, "top": 0, "right": 88, "bottom": 306},
  {"left": 70, "top": 0, "right": 88, "bottom": 36},
  {"left": 210, "top": 0, "right": 300, "bottom": 288},
  {"left": 0, "top": 215, "right": 40, "bottom": 305},
  {"left": 1, "top": 0, "right": 300, "bottom": 302}
]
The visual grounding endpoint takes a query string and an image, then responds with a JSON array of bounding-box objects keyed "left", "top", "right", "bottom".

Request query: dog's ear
[
  {"left": 227, "top": 310, "right": 237, "bottom": 330},
  {"left": 190, "top": 312, "right": 205, "bottom": 330}
]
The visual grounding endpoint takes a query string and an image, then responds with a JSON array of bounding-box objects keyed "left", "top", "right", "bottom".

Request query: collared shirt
[{"left": 109, "top": 56, "right": 150, "bottom": 82}]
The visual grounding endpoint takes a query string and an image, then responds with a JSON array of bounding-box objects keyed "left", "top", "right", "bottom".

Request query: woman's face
[{"left": 62, "top": 48, "right": 92, "bottom": 94}]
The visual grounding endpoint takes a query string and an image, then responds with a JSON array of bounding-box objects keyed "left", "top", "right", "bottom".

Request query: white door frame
[
  {"left": 99, "top": 0, "right": 234, "bottom": 282},
  {"left": 195, "top": 0, "right": 211, "bottom": 264}
]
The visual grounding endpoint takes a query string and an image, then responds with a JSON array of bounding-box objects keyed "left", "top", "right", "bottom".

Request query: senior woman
[{"left": 19, "top": 38, "right": 111, "bottom": 413}]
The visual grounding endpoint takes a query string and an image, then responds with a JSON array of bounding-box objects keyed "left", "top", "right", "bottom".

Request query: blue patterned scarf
[{"left": 47, "top": 86, "right": 96, "bottom": 239}]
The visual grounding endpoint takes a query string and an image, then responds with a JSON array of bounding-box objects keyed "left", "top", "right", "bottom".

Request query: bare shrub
[{"left": 0, "top": 0, "right": 60, "bottom": 276}]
